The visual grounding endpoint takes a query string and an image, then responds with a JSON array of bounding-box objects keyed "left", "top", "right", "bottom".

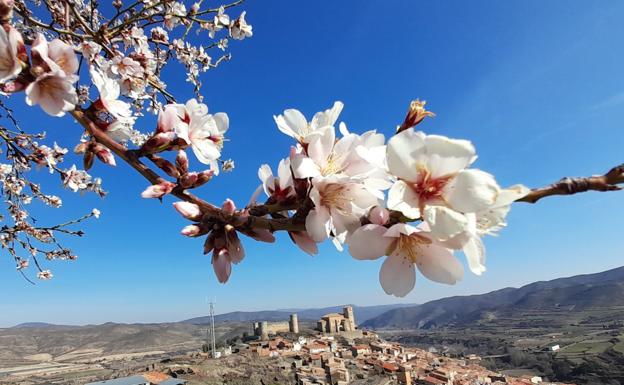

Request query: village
[{"left": 47, "top": 306, "right": 577, "bottom": 385}]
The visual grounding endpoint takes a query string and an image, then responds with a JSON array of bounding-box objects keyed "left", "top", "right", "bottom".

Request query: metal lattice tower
[{"left": 209, "top": 301, "right": 216, "bottom": 358}]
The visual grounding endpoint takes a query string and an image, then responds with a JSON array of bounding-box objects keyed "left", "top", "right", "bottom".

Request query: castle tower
[
  {"left": 289, "top": 313, "right": 299, "bottom": 334},
  {"left": 343, "top": 306, "right": 356, "bottom": 331},
  {"left": 253, "top": 322, "right": 260, "bottom": 336},
  {"left": 260, "top": 321, "right": 269, "bottom": 340}
]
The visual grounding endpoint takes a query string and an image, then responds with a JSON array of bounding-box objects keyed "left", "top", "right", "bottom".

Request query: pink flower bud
[
  {"left": 173, "top": 201, "right": 202, "bottom": 221},
  {"left": 140, "top": 132, "right": 176, "bottom": 154},
  {"left": 369, "top": 206, "right": 390, "bottom": 226},
  {"left": 140, "top": 181, "right": 176, "bottom": 198},
  {"left": 212, "top": 248, "right": 232, "bottom": 284},
  {"left": 151, "top": 155, "right": 179, "bottom": 178},
  {"left": 74, "top": 142, "right": 89, "bottom": 154},
  {"left": 83, "top": 151, "right": 94, "bottom": 171},
  {"left": 179, "top": 172, "right": 198, "bottom": 188},
  {"left": 93, "top": 144, "right": 116, "bottom": 167},
  {"left": 176, "top": 150, "right": 189, "bottom": 173},
  {"left": 194, "top": 170, "right": 214, "bottom": 187},
  {"left": 221, "top": 199, "right": 236, "bottom": 215},
  {"left": 181, "top": 224, "right": 207, "bottom": 237}
]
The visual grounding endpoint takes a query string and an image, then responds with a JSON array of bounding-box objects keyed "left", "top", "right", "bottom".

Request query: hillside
[
  {"left": 182, "top": 303, "right": 416, "bottom": 325},
  {"left": 362, "top": 266, "right": 624, "bottom": 329}
]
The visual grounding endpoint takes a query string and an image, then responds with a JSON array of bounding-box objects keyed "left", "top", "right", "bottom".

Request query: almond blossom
[
  {"left": 167, "top": 99, "right": 229, "bottom": 172},
  {"left": 291, "top": 123, "right": 391, "bottom": 198},
  {"left": 274, "top": 101, "right": 343, "bottom": 145},
  {"left": 387, "top": 128, "right": 500, "bottom": 238},
  {"left": 90, "top": 67, "right": 135, "bottom": 123},
  {"left": 349, "top": 222, "right": 463, "bottom": 297},
  {"left": 230, "top": 11, "right": 253, "bottom": 40},
  {"left": 25, "top": 35, "right": 79, "bottom": 117},
  {"left": 257, "top": 159, "right": 296, "bottom": 204},
  {"left": 305, "top": 175, "right": 380, "bottom": 246},
  {"left": 0, "top": 26, "right": 22, "bottom": 83}
]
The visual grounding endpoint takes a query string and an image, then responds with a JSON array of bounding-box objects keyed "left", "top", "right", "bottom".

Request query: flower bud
[
  {"left": 369, "top": 206, "right": 390, "bottom": 226},
  {"left": 181, "top": 224, "right": 208, "bottom": 237},
  {"left": 179, "top": 172, "right": 198, "bottom": 188},
  {"left": 93, "top": 144, "right": 116, "bottom": 167},
  {"left": 176, "top": 150, "right": 189, "bottom": 174},
  {"left": 140, "top": 132, "right": 176, "bottom": 154},
  {"left": 397, "top": 99, "right": 435, "bottom": 133},
  {"left": 74, "top": 142, "right": 89, "bottom": 154},
  {"left": 173, "top": 201, "right": 203, "bottom": 221},
  {"left": 83, "top": 150, "right": 94, "bottom": 170},
  {"left": 221, "top": 198, "right": 236, "bottom": 215},
  {"left": 140, "top": 181, "right": 176, "bottom": 198},
  {"left": 194, "top": 170, "right": 214, "bottom": 187},
  {"left": 150, "top": 155, "right": 179, "bottom": 178}
]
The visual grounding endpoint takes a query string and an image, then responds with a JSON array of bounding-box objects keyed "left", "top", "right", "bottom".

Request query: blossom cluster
[{"left": 247, "top": 102, "right": 527, "bottom": 296}]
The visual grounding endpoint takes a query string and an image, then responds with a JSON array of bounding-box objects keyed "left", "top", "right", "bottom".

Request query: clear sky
[{"left": 1, "top": 0, "right": 623, "bottom": 327}]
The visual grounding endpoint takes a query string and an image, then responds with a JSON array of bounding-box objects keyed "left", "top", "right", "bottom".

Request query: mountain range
[
  {"left": 362, "top": 266, "right": 624, "bottom": 329},
  {"left": 180, "top": 303, "right": 416, "bottom": 325}
]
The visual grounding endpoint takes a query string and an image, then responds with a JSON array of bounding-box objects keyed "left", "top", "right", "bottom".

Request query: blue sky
[{"left": 1, "top": 0, "right": 623, "bottom": 327}]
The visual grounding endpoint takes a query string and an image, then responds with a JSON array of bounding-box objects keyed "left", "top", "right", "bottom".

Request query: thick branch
[{"left": 517, "top": 164, "right": 624, "bottom": 204}]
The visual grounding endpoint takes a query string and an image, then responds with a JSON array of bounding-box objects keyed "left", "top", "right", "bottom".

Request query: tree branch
[{"left": 517, "top": 164, "right": 624, "bottom": 204}]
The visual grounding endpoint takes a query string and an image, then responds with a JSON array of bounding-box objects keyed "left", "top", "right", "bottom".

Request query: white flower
[
  {"left": 90, "top": 66, "right": 134, "bottom": 122},
  {"left": 25, "top": 35, "right": 78, "bottom": 116},
  {"left": 167, "top": 99, "right": 229, "bottom": 172},
  {"left": 164, "top": 2, "right": 187, "bottom": 29},
  {"left": 258, "top": 158, "right": 295, "bottom": 202},
  {"left": 230, "top": 11, "right": 252, "bottom": 40},
  {"left": 25, "top": 71, "right": 78, "bottom": 116},
  {"left": 91, "top": 208, "right": 101, "bottom": 218},
  {"left": 274, "top": 101, "right": 343, "bottom": 144},
  {"left": 387, "top": 129, "right": 500, "bottom": 236},
  {"left": 0, "top": 26, "right": 22, "bottom": 83},
  {"left": 37, "top": 270, "right": 53, "bottom": 280},
  {"left": 305, "top": 175, "right": 380, "bottom": 244},
  {"left": 424, "top": 184, "right": 529, "bottom": 276},
  {"left": 291, "top": 124, "right": 391, "bottom": 198},
  {"left": 349, "top": 223, "right": 463, "bottom": 297}
]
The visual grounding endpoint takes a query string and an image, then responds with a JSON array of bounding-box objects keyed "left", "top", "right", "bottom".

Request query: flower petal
[
  {"left": 289, "top": 231, "right": 318, "bottom": 256},
  {"left": 416, "top": 244, "right": 464, "bottom": 285},
  {"left": 305, "top": 207, "right": 331, "bottom": 242},
  {"left": 463, "top": 236, "right": 486, "bottom": 275},
  {"left": 379, "top": 255, "right": 416, "bottom": 297},
  {"left": 386, "top": 128, "right": 425, "bottom": 181},
  {"left": 348, "top": 224, "right": 392, "bottom": 260},
  {"left": 387, "top": 180, "right": 421, "bottom": 219},
  {"left": 212, "top": 249, "right": 232, "bottom": 283},
  {"left": 423, "top": 205, "right": 470, "bottom": 241},
  {"left": 444, "top": 169, "right": 500, "bottom": 213}
]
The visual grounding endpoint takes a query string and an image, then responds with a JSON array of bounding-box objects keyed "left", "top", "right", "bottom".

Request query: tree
[{"left": 0, "top": 0, "right": 622, "bottom": 295}]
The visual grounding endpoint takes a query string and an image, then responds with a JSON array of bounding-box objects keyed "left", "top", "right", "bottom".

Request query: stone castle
[
  {"left": 252, "top": 306, "right": 357, "bottom": 339},
  {"left": 253, "top": 313, "right": 299, "bottom": 340},
  {"left": 316, "top": 306, "right": 356, "bottom": 333}
]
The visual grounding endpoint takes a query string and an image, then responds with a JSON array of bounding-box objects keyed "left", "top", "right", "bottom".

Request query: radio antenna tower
[{"left": 209, "top": 300, "right": 216, "bottom": 358}]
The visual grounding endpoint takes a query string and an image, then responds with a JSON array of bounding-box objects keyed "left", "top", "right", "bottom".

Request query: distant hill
[
  {"left": 362, "top": 266, "right": 624, "bottom": 329},
  {"left": 10, "top": 322, "right": 64, "bottom": 329},
  {"left": 181, "top": 303, "right": 416, "bottom": 325}
]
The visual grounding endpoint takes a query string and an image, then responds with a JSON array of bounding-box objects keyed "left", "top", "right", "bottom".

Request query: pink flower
[
  {"left": 141, "top": 181, "right": 176, "bottom": 198},
  {"left": 0, "top": 26, "right": 23, "bottom": 83},
  {"left": 348, "top": 223, "right": 463, "bottom": 297},
  {"left": 25, "top": 35, "right": 79, "bottom": 116}
]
